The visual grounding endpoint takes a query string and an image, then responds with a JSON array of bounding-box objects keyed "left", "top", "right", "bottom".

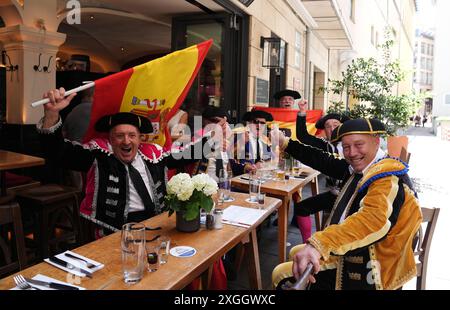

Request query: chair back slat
[{"left": 415, "top": 207, "right": 440, "bottom": 290}]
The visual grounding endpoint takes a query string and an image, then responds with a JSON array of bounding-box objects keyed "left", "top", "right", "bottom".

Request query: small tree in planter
[{"left": 322, "top": 29, "right": 422, "bottom": 136}]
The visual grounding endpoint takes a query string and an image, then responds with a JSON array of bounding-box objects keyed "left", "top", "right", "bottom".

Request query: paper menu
[{"left": 222, "top": 205, "right": 266, "bottom": 227}]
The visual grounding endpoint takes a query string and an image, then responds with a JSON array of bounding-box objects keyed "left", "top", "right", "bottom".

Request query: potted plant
[
  {"left": 165, "top": 173, "right": 218, "bottom": 232},
  {"left": 322, "top": 28, "right": 424, "bottom": 155}
]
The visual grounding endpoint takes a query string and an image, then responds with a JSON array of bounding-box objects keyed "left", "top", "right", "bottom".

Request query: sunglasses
[{"left": 252, "top": 121, "right": 267, "bottom": 125}]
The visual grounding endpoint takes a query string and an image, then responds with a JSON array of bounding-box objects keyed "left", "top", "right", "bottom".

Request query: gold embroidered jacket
[{"left": 284, "top": 140, "right": 422, "bottom": 290}]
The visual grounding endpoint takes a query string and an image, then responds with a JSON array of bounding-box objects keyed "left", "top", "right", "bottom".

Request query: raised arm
[
  {"left": 295, "top": 112, "right": 328, "bottom": 151},
  {"left": 42, "top": 88, "right": 77, "bottom": 128}
]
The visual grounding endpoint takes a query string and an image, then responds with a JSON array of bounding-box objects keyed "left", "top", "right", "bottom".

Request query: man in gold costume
[{"left": 271, "top": 118, "right": 422, "bottom": 290}]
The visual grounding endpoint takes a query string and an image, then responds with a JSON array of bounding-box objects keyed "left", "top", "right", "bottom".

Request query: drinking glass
[
  {"left": 249, "top": 173, "right": 259, "bottom": 203},
  {"left": 292, "top": 159, "right": 302, "bottom": 176},
  {"left": 218, "top": 169, "right": 231, "bottom": 203},
  {"left": 145, "top": 243, "right": 160, "bottom": 272},
  {"left": 157, "top": 235, "right": 171, "bottom": 265},
  {"left": 121, "top": 222, "right": 146, "bottom": 284},
  {"left": 277, "top": 159, "right": 286, "bottom": 181},
  {"left": 257, "top": 192, "right": 266, "bottom": 209}
]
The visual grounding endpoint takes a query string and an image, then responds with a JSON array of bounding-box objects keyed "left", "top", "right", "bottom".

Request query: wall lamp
[
  {"left": 1, "top": 50, "right": 19, "bottom": 72},
  {"left": 260, "top": 37, "right": 285, "bottom": 69}
]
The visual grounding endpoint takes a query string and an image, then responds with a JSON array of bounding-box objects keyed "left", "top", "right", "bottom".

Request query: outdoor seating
[{"left": 415, "top": 207, "right": 440, "bottom": 290}]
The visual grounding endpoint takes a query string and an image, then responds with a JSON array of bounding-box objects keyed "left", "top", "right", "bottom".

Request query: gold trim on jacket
[{"left": 308, "top": 158, "right": 422, "bottom": 290}]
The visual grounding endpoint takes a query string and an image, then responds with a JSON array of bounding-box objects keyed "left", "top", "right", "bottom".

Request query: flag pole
[{"left": 30, "top": 81, "right": 96, "bottom": 108}]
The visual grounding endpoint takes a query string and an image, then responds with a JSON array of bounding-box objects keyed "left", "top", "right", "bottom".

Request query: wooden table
[
  {"left": 0, "top": 192, "right": 281, "bottom": 290},
  {"left": 231, "top": 167, "right": 320, "bottom": 263},
  {"left": 0, "top": 150, "right": 45, "bottom": 198}
]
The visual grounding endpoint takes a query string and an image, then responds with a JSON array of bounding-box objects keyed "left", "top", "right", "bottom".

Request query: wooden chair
[
  {"left": 14, "top": 184, "right": 81, "bottom": 259},
  {"left": 399, "top": 147, "right": 411, "bottom": 164},
  {"left": 414, "top": 207, "right": 440, "bottom": 290},
  {"left": 0, "top": 202, "right": 27, "bottom": 277}
]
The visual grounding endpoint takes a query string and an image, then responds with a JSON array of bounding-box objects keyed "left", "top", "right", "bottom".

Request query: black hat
[
  {"left": 273, "top": 89, "right": 301, "bottom": 100},
  {"left": 330, "top": 118, "right": 386, "bottom": 143},
  {"left": 202, "top": 105, "right": 230, "bottom": 121},
  {"left": 243, "top": 110, "right": 274, "bottom": 122},
  {"left": 316, "top": 113, "right": 351, "bottom": 129},
  {"left": 95, "top": 112, "right": 153, "bottom": 133}
]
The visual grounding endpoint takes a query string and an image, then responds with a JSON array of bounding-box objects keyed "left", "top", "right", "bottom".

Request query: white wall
[{"left": 432, "top": 0, "right": 450, "bottom": 117}]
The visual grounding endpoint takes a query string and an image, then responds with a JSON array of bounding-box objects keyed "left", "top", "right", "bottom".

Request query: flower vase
[{"left": 176, "top": 210, "right": 200, "bottom": 232}]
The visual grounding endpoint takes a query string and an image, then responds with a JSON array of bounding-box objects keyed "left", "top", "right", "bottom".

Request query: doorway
[
  {"left": 172, "top": 12, "right": 248, "bottom": 125},
  {"left": 312, "top": 67, "right": 325, "bottom": 110}
]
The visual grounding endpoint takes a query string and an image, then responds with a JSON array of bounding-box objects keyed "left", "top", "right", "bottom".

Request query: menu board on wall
[{"left": 255, "top": 78, "right": 269, "bottom": 105}]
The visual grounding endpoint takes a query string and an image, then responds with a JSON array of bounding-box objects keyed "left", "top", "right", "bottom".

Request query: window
[
  {"left": 421, "top": 57, "right": 426, "bottom": 69},
  {"left": 294, "top": 30, "right": 301, "bottom": 68},
  {"left": 421, "top": 42, "right": 426, "bottom": 54},
  {"left": 430, "top": 45, "right": 434, "bottom": 56}
]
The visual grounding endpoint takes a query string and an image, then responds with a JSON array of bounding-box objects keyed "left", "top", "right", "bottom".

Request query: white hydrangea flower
[
  {"left": 167, "top": 173, "right": 194, "bottom": 201},
  {"left": 192, "top": 173, "right": 218, "bottom": 196}
]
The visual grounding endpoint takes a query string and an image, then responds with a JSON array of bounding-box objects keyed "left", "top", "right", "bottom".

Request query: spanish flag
[
  {"left": 252, "top": 107, "right": 324, "bottom": 140},
  {"left": 83, "top": 40, "right": 213, "bottom": 147}
]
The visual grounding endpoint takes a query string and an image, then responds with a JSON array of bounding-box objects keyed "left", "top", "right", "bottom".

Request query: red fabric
[
  {"left": 252, "top": 107, "right": 324, "bottom": 136},
  {"left": 83, "top": 68, "right": 134, "bottom": 143},
  {"left": 296, "top": 215, "right": 312, "bottom": 243},
  {"left": 4, "top": 172, "right": 33, "bottom": 187},
  {"left": 209, "top": 259, "right": 228, "bottom": 290},
  {"left": 185, "top": 259, "right": 227, "bottom": 290}
]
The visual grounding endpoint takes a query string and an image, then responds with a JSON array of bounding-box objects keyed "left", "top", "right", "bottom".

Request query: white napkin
[
  {"left": 44, "top": 250, "right": 104, "bottom": 278},
  {"left": 11, "top": 274, "right": 85, "bottom": 290}
]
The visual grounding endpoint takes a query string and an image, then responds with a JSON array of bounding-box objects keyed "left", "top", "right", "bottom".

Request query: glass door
[{"left": 172, "top": 12, "right": 247, "bottom": 125}]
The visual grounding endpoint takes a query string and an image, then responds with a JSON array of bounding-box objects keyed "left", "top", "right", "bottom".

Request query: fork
[{"left": 13, "top": 275, "right": 41, "bottom": 290}]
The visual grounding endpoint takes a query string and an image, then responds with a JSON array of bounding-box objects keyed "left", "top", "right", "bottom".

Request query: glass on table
[
  {"left": 157, "top": 235, "right": 171, "bottom": 265},
  {"left": 218, "top": 169, "right": 231, "bottom": 203},
  {"left": 121, "top": 222, "right": 146, "bottom": 284},
  {"left": 292, "top": 159, "right": 302, "bottom": 176},
  {"left": 248, "top": 172, "right": 259, "bottom": 203},
  {"left": 257, "top": 192, "right": 266, "bottom": 209},
  {"left": 277, "top": 158, "right": 287, "bottom": 181},
  {"left": 145, "top": 243, "right": 160, "bottom": 272}
]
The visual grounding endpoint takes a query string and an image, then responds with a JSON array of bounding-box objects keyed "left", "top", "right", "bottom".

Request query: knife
[
  {"left": 24, "top": 277, "right": 80, "bottom": 290},
  {"left": 49, "top": 256, "right": 93, "bottom": 278}
]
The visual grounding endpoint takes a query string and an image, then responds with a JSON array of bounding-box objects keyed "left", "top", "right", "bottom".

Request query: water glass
[
  {"left": 249, "top": 177, "right": 259, "bottom": 203},
  {"left": 145, "top": 243, "right": 160, "bottom": 272},
  {"left": 121, "top": 222, "right": 146, "bottom": 284},
  {"left": 157, "top": 235, "right": 171, "bottom": 264},
  {"left": 257, "top": 192, "right": 266, "bottom": 209}
]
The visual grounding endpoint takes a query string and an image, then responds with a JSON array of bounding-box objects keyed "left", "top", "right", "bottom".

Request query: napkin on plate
[{"left": 44, "top": 250, "right": 104, "bottom": 278}]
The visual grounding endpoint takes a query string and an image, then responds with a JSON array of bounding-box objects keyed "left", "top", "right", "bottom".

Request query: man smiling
[
  {"left": 271, "top": 118, "right": 422, "bottom": 290},
  {"left": 38, "top": 88, "right": 225, "bottom": 232}
]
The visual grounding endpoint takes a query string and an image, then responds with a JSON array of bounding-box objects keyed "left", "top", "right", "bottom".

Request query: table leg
[
  {"left": 310, "top": 176, "right": 322, "bottom": 231},
  {"left": 0, "top": 171, "right": 6, "bottom": 196},
  {"left": 246, "top": 229, "right": 262, "bottom": 289},
  {"left": 278, "top": 196, "right": 289, "bottom": 263}
]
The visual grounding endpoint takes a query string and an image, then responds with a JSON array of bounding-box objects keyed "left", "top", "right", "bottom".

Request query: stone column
[{"left": 0, "top": 24, "right": 66, "bottom": 124}]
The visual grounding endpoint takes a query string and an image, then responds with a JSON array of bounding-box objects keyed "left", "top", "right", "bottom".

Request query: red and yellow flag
[
  {"left": 252, "top": 107, "right": 323, "bottom": 140},
  {"left": 83, "top": 40, "right": 213, "bottom": 147}
]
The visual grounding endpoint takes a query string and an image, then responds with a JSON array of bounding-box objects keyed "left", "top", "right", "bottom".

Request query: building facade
[{"left": 1, "top": 0, "right": 416, "bottom": 152}]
